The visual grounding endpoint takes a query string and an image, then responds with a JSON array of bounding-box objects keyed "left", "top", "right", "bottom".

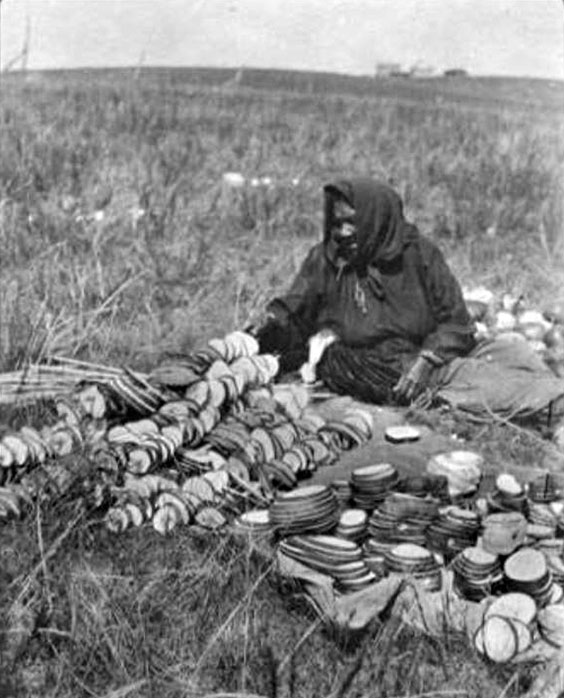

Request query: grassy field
[{"left": 0, "top": 67, "right": 564, "bottom": 697}]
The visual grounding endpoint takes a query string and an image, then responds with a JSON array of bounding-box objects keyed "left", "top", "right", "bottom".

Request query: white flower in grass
[
  {"left": 130, "top": 207, "right": 145, "bottom": 223},
  {"left": 222, "top": 172, "right": 245, "bottom": 188}
]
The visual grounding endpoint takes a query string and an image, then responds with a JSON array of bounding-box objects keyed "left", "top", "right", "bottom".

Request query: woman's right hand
[
  {"left": 308, "top": 328, "right": 338, "bottom": 365},
  {"left": 299, "top": 362, "right": 317, "bottom": 384}
]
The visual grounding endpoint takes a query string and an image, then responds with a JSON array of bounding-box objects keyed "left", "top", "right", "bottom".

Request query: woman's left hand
[{"left": 393, "top": 355, "right": 434, "bottom": 402}]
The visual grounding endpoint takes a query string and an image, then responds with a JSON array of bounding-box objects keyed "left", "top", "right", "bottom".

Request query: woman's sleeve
[
  {"left": 256, "top": 245, "right": 325, "bottom": 357},
  {"left": 421, "top": 243, "right": 476, "bottom": 363}
]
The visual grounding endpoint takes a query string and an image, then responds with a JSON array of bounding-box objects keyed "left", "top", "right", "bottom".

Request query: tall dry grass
[{"left": 1, "top": 70, "right": 562, "bottom": 372}]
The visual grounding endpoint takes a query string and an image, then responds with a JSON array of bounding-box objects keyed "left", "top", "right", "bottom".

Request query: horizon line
[{"left": 2, "top": 64, "right": 563, "bottom": 84}]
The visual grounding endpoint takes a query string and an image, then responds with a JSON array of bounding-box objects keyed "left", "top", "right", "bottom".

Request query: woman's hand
[
  {"left": 308, "top": 328, "right": 338, "bottom": 365},
  {"left": 393, "top": 355, "right": 434, "bottom": 402},
  {"left": 299, "top": 362, "right": 318, "bottom": 384},
  {"left": 299, "top": 329, "right": 338, "bottom": 385}
]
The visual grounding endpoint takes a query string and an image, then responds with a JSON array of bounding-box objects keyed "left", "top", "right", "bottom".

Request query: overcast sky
[{"left": 1, "top": 0, "right": 563, "bottom": 79}]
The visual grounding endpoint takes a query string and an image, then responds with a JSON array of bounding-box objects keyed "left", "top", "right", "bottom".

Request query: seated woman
[
  {"left": 254, "top": 177, "right": 564, "bottom": 432},
  {"left": 254, "top": 177, "right": 476, "bottom": 405}
]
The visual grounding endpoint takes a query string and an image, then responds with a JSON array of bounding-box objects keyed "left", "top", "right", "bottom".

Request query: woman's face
[{"left": 331, "top": 198, "right": 358, "bottom": 262}]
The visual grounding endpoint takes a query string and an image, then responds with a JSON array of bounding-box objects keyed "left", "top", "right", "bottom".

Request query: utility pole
[
  {"left": 21, "top": 12, "right": 30, "bottom": 73},
  {"left": 0, "top": 0, "right": 2, "bottom": 91},
  {"left": 1, "top": 6, "right": 31, "bottom": 73},
  {"left": 0, "top": 0, "right": 3, "bottom": 71}
]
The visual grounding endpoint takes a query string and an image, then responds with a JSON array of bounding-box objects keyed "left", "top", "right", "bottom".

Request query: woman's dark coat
[{"left": 260, "top": 178, "right": 476, "bottom": 395}]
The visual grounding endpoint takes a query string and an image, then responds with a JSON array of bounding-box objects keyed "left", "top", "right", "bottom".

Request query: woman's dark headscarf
[{"left": 323, "top": 178, "right": 417, "bottom": 273}]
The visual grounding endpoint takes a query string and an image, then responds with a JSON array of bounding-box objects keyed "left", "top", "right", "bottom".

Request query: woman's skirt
[{"left": 317, "top": 341, "right": 412, "bottom": 404}]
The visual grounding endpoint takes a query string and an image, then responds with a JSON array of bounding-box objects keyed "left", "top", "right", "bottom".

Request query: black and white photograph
[{"left": 1, "top": 2, "right": 564, "bottom": 696}]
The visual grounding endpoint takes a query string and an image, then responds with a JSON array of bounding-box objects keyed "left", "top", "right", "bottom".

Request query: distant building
[
  {"left": 410, "top": 64, "right": 436, "bottom": 78},
  {"left": 444, "top": 68, "right": 469, "bottom": 78},
  {"left": 375, "top": 62, "right": 402, "bottom": 77}
]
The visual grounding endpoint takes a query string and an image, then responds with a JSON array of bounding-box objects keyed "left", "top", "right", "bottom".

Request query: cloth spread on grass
[
  {"left": 277, "top": 554, "right": 561, "bottom": 665},
  {"left": 436, "top": 335, "right": 564, "bottom": 421}
]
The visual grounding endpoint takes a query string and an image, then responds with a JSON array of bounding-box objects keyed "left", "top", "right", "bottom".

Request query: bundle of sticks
[{"left": 0, "top": 356, "right": 147, "bottom": 406}]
